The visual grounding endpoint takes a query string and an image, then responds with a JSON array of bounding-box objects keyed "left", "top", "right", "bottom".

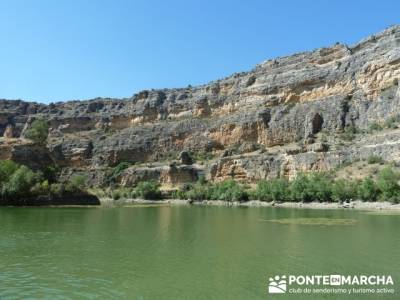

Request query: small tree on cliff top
[{"left": 25, "top": 119, "right": 49, "bottom": 144}]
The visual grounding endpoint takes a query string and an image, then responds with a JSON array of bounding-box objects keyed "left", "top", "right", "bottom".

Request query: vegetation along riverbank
[{"left": 94, "top": 166, "right": 400, "bottom": 208}]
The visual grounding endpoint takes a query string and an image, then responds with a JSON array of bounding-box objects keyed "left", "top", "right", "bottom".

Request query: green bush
[
  {"left": 177, "top": 179, "right": 248, "bottom": 202},
  {"left": 305, "top": 173, "right": 333, "bottom": 202},
  {"left": 367, "top": 155, "right": 384, "bottom": 164},
  {"left": 108, "top": 162, "right": 131, "bottom": 184},
  {"left": 30, "top": 180, "right": 50, "bottom": 196},
  {"left": 209, "top": 180, "right": 248, "bottom": 202},
  {"left": 251, "top": 178, "right": 289, "bottom": 202},
  {"left": 172, "top": 188, "right": 188, "bottom": 200},
  {"left": 2, "top": 165, "right": 43, "bottom": 197},
  {"left": 172, "top": 183, "right": 195, "bottom": 200},
  {"left": 0, "top": 161, "right": 90, "bottom": 200},
  {"left": 376, "top": 167, "right": 400, "bottom": 203},
  {"left": 250, "top": 180, "right": 272, "bottom": 201},
  {"left": 384, "top": 114, "right": 400, "bottom": 129},
  {"left": 24, "top": 119, "right": 49, "bottom": 144},
  {"left": 50, "top": 183, "right": 64, "bottom": 197},
  {"left": 65, "top": 175, "right": 87, "bottom": 193},
  {"left": 0, "top": 160, "right": 19, "bottom": 185},
  {"left": 111, "top": 190, "right": 122, "bottom": 200},
  {"left": 289, "top": 173, "right": 311, "bottom": 202},
  {"left": 368, "top": 122, "right": 383, "bottom": 133},
  {"left": 134, "top": 181, "right": 162, "bottom": 200},
  {"left": 197, "top": 176, "right": 207, "bottom": 185},
  {"left": 358, "top": 177, "right": 379, "bottom": 202},
  {"left": 340, "top": 125, "right": 359, "bottom": 141},
  {"left": 331, "top": 179, "right": 357, "bottom": 202},
  {"left": 43, "top": 165, "right": 60, "bottom": 183},
  {"left": 191, "top": 152, "right": 215, "bottom": 162},
  {"left": 185, "top": 183, "right": 211, "bottom": 201}
]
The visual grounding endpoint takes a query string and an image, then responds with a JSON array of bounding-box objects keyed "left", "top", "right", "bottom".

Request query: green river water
[{"left": 0, "top": 205, "right": 399, "bottom": 300}]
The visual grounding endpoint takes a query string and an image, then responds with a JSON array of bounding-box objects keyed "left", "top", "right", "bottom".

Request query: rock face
[{"left": 1, "top": 26, "right": 400, "bottom": 185}]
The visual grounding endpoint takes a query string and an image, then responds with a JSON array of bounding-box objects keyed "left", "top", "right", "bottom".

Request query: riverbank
[
  {"left": 0, "top": 194, "right": 100, "bottom": 206},
  {"left": 99, "top": 198, "right": 400, "bottom": 210}
]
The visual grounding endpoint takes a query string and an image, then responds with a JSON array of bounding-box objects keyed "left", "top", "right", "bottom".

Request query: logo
[
  {"left": 267, "top": 274, "right": 395, "bottom": 295},
  {"left": 268, "top": 275, "right": 287, "bottom": 294}
]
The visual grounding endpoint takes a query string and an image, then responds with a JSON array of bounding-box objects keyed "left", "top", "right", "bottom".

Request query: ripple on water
[
  {"left": 263, "top": 218, "right": 358, "bottom": 226},
  {"left": 363, "top": 210, "right": 400, "bottom": 215}
]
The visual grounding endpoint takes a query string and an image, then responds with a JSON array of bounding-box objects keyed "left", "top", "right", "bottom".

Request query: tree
[
  {"left": 24, "top": 119, "right": 49, "bottom": 144},
  {"left": 2, "top": 165, "right": 42, "bottom": 197},
  {"left": 0, "top": 160, "right": 19, "bottom": 185},
  {"left": 65, "top": 175, "right": 87, "bottom": 193},
  {"left": 209, "top": 180, "right": 248, "bottom": 202},
  {"left": 376, "top": 167, "right": 400, "bottom": 202},
  {"left": 306, "top": 173, "right": 332, "bottom": 202},
  {"left": 134, "top": 181, "right": 162, "bottom": 200},
  {"left": 290, "top": 173, "right": 310, "bottom": 202},
  {"left": 251, "top": 180, "right": 272, "bottom": 201},
  {"left": 331, "top": 179, "right": 357, "bottom": 202},
  {"left": 251, "top": 179, "right": 289, "bottom": 202},
  {"left": 358, "top": 177, "right": 379, "bottom": 202}
]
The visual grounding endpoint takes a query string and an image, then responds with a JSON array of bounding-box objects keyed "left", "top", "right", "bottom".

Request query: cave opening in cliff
[{"left": 311, "top": 113, "right": 324, "bottom": 134}]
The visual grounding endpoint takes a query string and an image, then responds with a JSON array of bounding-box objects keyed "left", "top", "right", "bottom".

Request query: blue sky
[{"left": 0, "top": 0, "right": 399, "bottom": 103}]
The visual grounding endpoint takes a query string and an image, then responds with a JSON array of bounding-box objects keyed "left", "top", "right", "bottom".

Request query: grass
[
  {"left": 384, "top": 115, "right": 400, "bottom": 129},
  {"left": 367, "top": 115, "right": 400, "bottom": 133},
  {"left": 339, "top": 125, "right": 359, "bottom": 141},
  {"left": 367, "top": 155, "right": 384, "bottom": 164},
  {"left": 368, "top": 122, "right": 383, "bottom": 133},
  {"left": 191, "top": 152, "right": 216, "bottom": 163}
]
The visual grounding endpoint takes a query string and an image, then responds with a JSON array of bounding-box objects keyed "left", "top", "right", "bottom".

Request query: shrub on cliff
[
  {"left": 43, "top": 165, "right": 60, "bottom": 183},
  {"left": 384, "top": 114, "right": 400, "bottom": 129},
  {"left": 50, "top": 183, "right": 64, "bottom": 197},
  {"left": 65, "top": 175, "right": 87, "bottom": 193},
  {"left": 368, "top": 122, "right": 383, "bottom": 133},
  {"left": 340, "top": 125, "right": 358, "bottom": 141},
  {"left": 367, "top": 155, "right": 384, "bottom": 164},
  {"left": 107, "top": 162, "right": 131, "bottom": 184},
  {"left": 134, "top": 181, "right": 162, "bottom": 200},
  {"left": 30, "top": 180, "right": 50, "bottom": 196},
  {"left": 24, "top": 119, "right": 49, "bottom": 144},
  {"left": 111, "top": 190, "right": 122, "bottom": 200}
]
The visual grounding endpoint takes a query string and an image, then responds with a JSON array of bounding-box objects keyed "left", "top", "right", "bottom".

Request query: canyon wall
[{"left": 1, "top": 26, "right": 400, "bottom": 186}]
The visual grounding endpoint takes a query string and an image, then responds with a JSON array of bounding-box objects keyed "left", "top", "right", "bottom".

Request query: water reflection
[{"left": 0, "top": 206, "right": 399, "bottom": 300}]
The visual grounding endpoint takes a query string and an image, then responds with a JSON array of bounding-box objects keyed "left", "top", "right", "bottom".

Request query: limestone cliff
[{"left": 1, "top": 26, "right": 400, "bottom": 186}]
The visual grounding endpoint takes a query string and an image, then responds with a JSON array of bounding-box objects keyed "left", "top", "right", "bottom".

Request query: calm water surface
[{"left": 0, "top": 205, "right": 399, "bottom": 300}]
